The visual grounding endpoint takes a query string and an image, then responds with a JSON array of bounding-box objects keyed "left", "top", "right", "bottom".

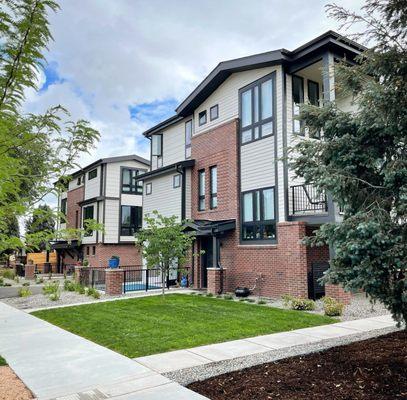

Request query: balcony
[{"left": 289, "top": 184, "right": 327, "bottom": 216}]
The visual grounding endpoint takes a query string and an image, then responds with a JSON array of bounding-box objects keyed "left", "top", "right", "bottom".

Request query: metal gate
[
  {"left": 90, "top": 268, "right": 106, "bottom": 291},
  {"left": 308, "top": 261, "right": 329, "bottom": 300}
]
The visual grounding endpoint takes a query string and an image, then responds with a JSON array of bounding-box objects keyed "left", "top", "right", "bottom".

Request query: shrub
[
  {"left": 18, "top": 287, "right": 32, "bottom": 297},
  {"left": 92, "top": 289, "right": 100, "bottom": 299},
  {"left": 0, "top": 277, "right": 3, "bottom": 286},
  {"left": 216, "top": 295, "right": 222, "bottom": 298},
  {"left": 245, "top": 298, "right": 255, "bottom": 303},
  {"left": 36, "top": 277, "right": 44, "bottom": 284},
  {"left": 49, "top": 292, "right": 60, "bottom": 301},
  {"left": 258, "top": 299, "right": 267, "bottom": 305},
  {"left": 14, "top": 276, "right": 20, "bottom": 283},
  {"left": 206, "top": 293, "right": 214, "bottom": 297},
  {"left": 239, "top": 298, "right": 246, "bottom": 302},
  {"left": 223, "top": 294, "right": 234, "bottom": 300},
  {"left": 290, "top": 297, "right": 316, "bottom": 311},
  {"left": 75, "top": 284, "right": 85, "bottom": 295},
  {"left": 63, "top": 280, "right": 76, "bottom": 292},
  {"left": 0, "top": 270, "right": 15, "bottom": 280},
  {"left": 322, "top": 297, "right": 345, "bottom": 316},
  {"left": 22, "top": 282, "right": 30, "bottom": 287},
  {"left": 43, "top": 281, "right": 60, "bottom": 295},
  {"left": 282, "top": 294, "right": 295, "bottom": 308}
]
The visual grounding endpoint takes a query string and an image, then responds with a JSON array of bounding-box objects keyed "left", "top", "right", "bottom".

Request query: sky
[{"left": 23, "top": 0, "right": 365, "bottom": 209}]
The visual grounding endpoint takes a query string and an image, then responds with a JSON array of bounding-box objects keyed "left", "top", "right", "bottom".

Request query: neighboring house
[
  {"left": 54, "top": 154, "right": 150, "bottom": 270},
  {"left": 137, "top": 31, "right": 364, "bottom": 301}
]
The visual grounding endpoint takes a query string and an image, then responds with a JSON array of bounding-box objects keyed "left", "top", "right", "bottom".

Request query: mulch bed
[
  {"left": 0, "top": 366, "right": 33, "bottom": 400},
  {"left": 188, "top": 331, "right": 407, "bottom": 400}
]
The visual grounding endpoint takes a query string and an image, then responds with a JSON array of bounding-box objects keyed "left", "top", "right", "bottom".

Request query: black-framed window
[
  {"left": 210, "top": 105, "right": 219, "bottom": 121},
  {"left": 292, "top": 75, "right": 305, "bottom": 135},
  {"left": 92, "top": 246, "right": 96, "bottom": 255},
  {"left": 83, "top": 205, "right": 94, "bottom": 236},
  {"left": 86, "top": 246, "right": 90, "bottom": 256},
  {"left": 210, "top": 166, "right": 217, "bottom": 209},
  {"left": 151, "top": 134, "right": 162, "bottom": 157},
  {"left": 240, "top": 73, "right": 275, "bottom": 145},
  {"left": 199, "top": 110, "right": 207, "bottom": 126},
  {"left": 146, "top": 182, "right": 152, "bottom": 195},
  {"left": 307, "top": 80, "right": 321, "bottom": 139},
  {"left": 77, "top": 176, "right": 81, "bottom": 185},
  {"left": 122, "top": 168, "right": 142, "bottom": 194},
  {"left": 173, "top": 174, "right": 181, "bottom": 188},
  {"left": 198, "top": 169, "right": 205, "bottom": 211},
  {"left": 120, "top": 205, "right": 142, "bottom": 236},
  {"left": 185, "top": 120, "right": 192, "bottom": 158},
  {"left": 60, "top": 198, "right": 67, "bottom": 216},
  {"left": 242, "top": 187, "right": 276, "bottom": 241},
  {"left": 88, "top": 169, "right": 97, "bottom": 180}
]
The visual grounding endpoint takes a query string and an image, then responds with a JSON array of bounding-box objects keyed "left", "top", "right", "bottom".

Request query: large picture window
[
  {"left": 151, "top": 134, "right": 162, "bottom": 156},
  {"left": 120, "top": 206, "right": 142, "bottom": 236},
  {"left": 240, "top": 73, "right": 275, "bottom": 145},
  {"left": 198, "top": 169, "right": 205, "bottom": 211},
  {"left": 122, "top": 168, "right": 142, "bottom": 194},
  {"left": 242, "top": 187, "right": 276, "bottom": 242}
]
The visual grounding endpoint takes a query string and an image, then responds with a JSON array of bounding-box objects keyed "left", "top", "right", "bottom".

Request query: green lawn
[
  {"left": 32, "top": 294, "right": 335, "bottom": 358},
  {"left": 0, "top": 355, "right": 7, "bottom": 366}
]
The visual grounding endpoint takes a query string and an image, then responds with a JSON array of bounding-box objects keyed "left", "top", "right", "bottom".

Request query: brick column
[
  {"left": 75, "top": 266, "right": 90, "bottom": 286},
  {"left": 105, "top": 268, "right": 124, "bottom": 296},
  {"left": 207, "top": 268, "right": 227, "bottom": 295},
  {"left": 325, "top": 284, "right": 352, "bottom": 304},
  {"left": 24, "top": 262, "right": 35, "bottom": 280}
]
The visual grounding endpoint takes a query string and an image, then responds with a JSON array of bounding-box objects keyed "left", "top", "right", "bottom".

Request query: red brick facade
[
  {"left": 83, "top": 243, "right": 142, "bottom": 268},
  {"left": 105, "top": 268, "right": 124, "bottom": 295},
  {"left": 189, "top": 119, "right": 347, "bottom": 302},
  {"left": 66, "top": 186, "right": 84, "bottom": 228}
]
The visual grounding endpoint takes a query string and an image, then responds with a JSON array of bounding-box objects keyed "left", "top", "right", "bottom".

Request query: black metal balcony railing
[{"left": 290, "top": 184, "right": 328, "bottom": 215}]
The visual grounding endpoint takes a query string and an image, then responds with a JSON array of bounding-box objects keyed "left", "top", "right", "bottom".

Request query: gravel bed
[{"left": 165, "top": 326, "right": 401, "bottom": 386}]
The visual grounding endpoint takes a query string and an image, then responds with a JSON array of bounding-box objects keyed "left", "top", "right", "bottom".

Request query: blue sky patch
[
  {"left": 40, "top": 61, "right": 65, "bottom": 92},
  {"left": 129, "top": 98, "right": 178, "bottom": 127}
]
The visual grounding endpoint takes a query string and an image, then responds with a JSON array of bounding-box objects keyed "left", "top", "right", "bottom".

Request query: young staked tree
[
  {"left": 135, "top": 211, "right": 196, "bottom": 296},
  {"left": 291, "top": 0, "right": 406, "bottom": 324},
  {"left": 0, "top": 0, "right": 100, "bottom": 252}
]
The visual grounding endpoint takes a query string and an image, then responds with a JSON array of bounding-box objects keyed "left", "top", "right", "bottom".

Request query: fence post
[
  {"left": 166, "top": 270, "right": 170, "bottom": 289},
  {"left": 145, "top": 268, "right": 149, "bottom": 291}
]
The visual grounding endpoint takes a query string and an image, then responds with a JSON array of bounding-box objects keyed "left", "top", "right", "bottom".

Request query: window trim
[
  {"left": 145, "top": 182, "right": 152, "bottom": 195},
  {"left": 239, "top": 72, "right": 276, "bottom": 146},
  {"left": 88, "top": 168, "right": 97, "bottom": 180},
  {"left": 185, "top": 119, "right": 192, "bottom": 158},
  {"left": 198, "top": 110, "right": 207, "bottom": 126},
  {"left": 151, "top": 133, "right": 163, "bottom": 157},
  {"left": 121, "top": 167, "right": 143, "bottom": 195},
  {"left": 307, "top": 79, "right": 321, "bottom": 139},
  {"left": 83, "top": 205, "right": 94, "bottom": 237},
  {"left": 210, "top": 104, "right": 219, "bottom": 121},
  {"left": 240, "top": 186, "right": 277, "bottom": 244},
  {"left": 120, "top": 205, "right": 142, "bottom": 236},
  {"left": 292, "top": 74, "right": 305, "bottom": 136},
  {"left": 210, "top": 166, "right": 217, "bottom": 209},
  {"left": 173, "top": 174, "right": 181, "bottom": 188},
  {"left": 60, "top": 198, "right": 67, "bottom": 216},
  {"left": 198, "top": 169, "right": 205, "bottom": 211}
]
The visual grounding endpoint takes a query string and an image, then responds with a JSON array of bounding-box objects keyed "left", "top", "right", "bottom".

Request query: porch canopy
[{"left": 183, "top": 219, "right": 235, "bottom": 236}]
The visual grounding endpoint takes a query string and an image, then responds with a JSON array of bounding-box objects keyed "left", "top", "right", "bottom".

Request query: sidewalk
[
  {"left": 0, "top": 302, "right": 207, "bottom": 400},
  {"left": 135, "top": 315, "right": 397, "bottom": 373}
]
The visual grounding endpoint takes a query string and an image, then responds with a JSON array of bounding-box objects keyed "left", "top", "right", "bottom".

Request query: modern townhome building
[
  {"left": 137, "top": 31, "right": 364, "bottom": 301},
  {"left": 54, "top": 154, "right": 150, "bottom": 270}
]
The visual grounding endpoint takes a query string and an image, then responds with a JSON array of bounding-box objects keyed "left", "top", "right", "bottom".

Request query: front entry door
[{"left": 200, "top": 237, "right": 213, "bottom": 288}]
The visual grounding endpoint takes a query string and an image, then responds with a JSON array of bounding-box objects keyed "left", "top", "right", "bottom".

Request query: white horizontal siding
[
  {"left": 240, "top": 135, "right": 275, "bottom": 192},
  {"left": 68, "top": 176, "right": 83, "bottom": 191},
  {"left": 103, "top": 199, "right": 119, "bottom": 243},
  {"left": 142, "top": 174, "right": 182, "bottom": 225},
  {"left": 84, "top": 166, "right": 101, "bottom": 199},
  {"left": 194, "top": 66, "right": 278, "bottom": 135},
  {"left": 121, "top": 193, "right": 142, "bottom": 207}
]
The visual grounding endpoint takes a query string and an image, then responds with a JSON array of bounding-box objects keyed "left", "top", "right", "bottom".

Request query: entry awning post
[{"left": 212, "top": 235, "right": 218, "bottom": 269}]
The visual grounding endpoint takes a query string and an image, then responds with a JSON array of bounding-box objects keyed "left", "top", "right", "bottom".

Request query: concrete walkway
[
  {"left": 0, "top": 302, "right": 207, "bottom": 400},
  {"left": 135, "top": 314, "right": 397, "bottom": 373}
]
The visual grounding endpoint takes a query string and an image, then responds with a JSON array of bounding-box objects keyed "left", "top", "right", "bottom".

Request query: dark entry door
[
  {"left": 308, "top": 261, "right": 330, "bottom": 300},
  {"left": 200, "top": 237, "right": 213, "bottom": 288}
]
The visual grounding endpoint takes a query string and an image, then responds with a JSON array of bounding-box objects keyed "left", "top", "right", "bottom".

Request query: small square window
[
  {"left": 146, "top": 182, "right": 152, "bottom": 195},
  {"left": 88, "top": 169, "right": 97, "bottom": 180},
  {"left": 210, "top": 105, "right": 219, "bottom": 121},
  {"left": 199, "top": 110, "right": 207, "bottom": 126},
  {"left": 173, "top": 174, "right": 181, "bottom": 188}
]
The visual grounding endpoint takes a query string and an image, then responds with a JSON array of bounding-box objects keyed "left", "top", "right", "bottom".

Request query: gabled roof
[
  {"left": 143, "top": 31, "right": 366, "bottom": 136},
  {"left": 71, "top": 154, "right": 150, "bottom": 178}
]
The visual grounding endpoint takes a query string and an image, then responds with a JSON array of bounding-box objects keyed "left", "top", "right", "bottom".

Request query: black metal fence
[
  {"left": 90, "top": 268, "right": 106, "bottom": 291},
  {"left": 290, "top": 184, "right": 327, "bottom": 215}
]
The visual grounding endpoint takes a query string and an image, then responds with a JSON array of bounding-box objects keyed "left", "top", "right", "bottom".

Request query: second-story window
[
  {"left": 60, "top": 198, "right": 67, "bottom": 216},
  {"left": 210, "top": 105, "right": 219, "bottom": 121},
  {"left": 122, "top": 168, "right": 142, "bottom": 194},
  {"left": 292, "top": 75, "right": 305, "bottom": 135},
  {"left": 240, "top": 74, "right": 275, "bottom": 145},
  {"left": 173, "top": 174, "right": 181, "bottom": 188},
  {"left": 120, "top": 205, "right": 142, "bottom": 236},
  {"left": 83, "top": 205, "right": 94, "bottom": 236},
  {"left": 88, "top": 168, "right": 97, "bottom": 180},
  {"left": 198, "top": 169, "right": 205, "bottom": 211},
  {"left": 185, "top": 120, "right": 192, "bottom": 158},
  {"left": 210, "top": 166, "right": 217, "bottom": 209},
  {"left": 151, "top": 134, "right": 162, "bottom": 157},
  {"left": 199, "top": 110, "right": 207, "bottom": 126},
  {"left": 77, "top": 176, "right": 82, "bottom": 185},
  {"left": 146, "top": 182, "right": 152, "bottom": 195}
]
